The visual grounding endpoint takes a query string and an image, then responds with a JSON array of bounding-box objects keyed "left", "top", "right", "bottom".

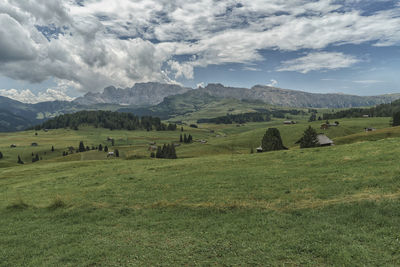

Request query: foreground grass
[{"left": 1, "top": 137, "right": 400, "bottom": 265}]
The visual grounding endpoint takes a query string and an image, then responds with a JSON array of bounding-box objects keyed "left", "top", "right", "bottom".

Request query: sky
[{"left": 0, "top": 0, "right": 399, "bottom": 103}]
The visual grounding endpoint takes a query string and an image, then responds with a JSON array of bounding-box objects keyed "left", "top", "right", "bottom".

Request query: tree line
[
  {"left": 322, "top": 99, "right": 400, "bottom": 120},
  {"left": 32, "top": 110, "right": 177, "bottom": 131},
  {"left": 197, "top": 109, "right": 306, "bottom": 124}
]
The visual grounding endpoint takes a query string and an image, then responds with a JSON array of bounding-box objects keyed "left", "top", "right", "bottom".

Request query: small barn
[
  {"left": 365, "top": 127, "right": 376, "bottom": 132},
  {"left": 284, "top": 121, "right": 296, "bottom": 125},
  {"left": 107, "top": 152, "right": 114, "bottom": 157},
  {"left": 31, "top": 143, "right": 38, "bottom": 146},
  {"left": 362, "top": 115, "right": 370, "bottom": 118},
  {"left": 256, "top": 146, "right": 263, "bottom": 153},
  {"left": 317, "top": 134, "right": 334, "bottom": 146},
  {"left": 10, "top": 144, "right": 17, "bottom": 148},
  {"left": 320, "top": 124, "right": 329, "bottom": 130}
]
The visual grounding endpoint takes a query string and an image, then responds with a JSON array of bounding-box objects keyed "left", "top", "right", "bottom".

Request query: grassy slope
[
  {"left": 1, "top": 117, "right": 400, "bottom": 265},
  {"left": 0, "top": 117, "right": 391, "bottom": 168},
  {"left": 1, "top": 138, "right": 400, "bottom": 265}
]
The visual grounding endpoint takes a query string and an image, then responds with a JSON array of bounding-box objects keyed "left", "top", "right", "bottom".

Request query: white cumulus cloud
[
  {"left": 277, "top": 52, "right": 361, "bottom": 73},
  {"left": 0, "top": 0, "right": 399, "bottom": 94},
  {"left": 0, "top": 88, "right": 74, "bottom": 103}
]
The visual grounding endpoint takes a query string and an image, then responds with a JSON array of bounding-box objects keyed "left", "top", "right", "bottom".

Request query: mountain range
[
  {"left": 73, "top": 82, "right": 189, "bottom": 106},
  {"left": 1, "top": 82, "right": 400, "bottom": 132}
]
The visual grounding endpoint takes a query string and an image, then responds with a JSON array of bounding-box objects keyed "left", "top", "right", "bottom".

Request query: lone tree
[
  {"left": 51, "top": 146, "right": 54, "bottom": 152},
  {"left": 180, "top": 134, "right": 183, "bottom": 143},
  {"left": 299, "top": 126, "right": 319, "bottom": 148},
  {"left": 32, "top": 154, "right": 39, "bottom": 163},
  {"left": 114, "top": 149, "right": 119, "bottom": 157},
  {"left": 392, "top": 111, "right": 400, "bottom": 126},
  {"left": 308, "top": 113, "right": 316, "bottom": 122},
  {"left": 79, "top": 141, "right": 85, "bottom": 152},
  {"left": 261, "top": 128, "right": 287, "bottom": 152}
]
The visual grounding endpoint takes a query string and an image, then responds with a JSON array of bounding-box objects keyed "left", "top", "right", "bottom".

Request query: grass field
[{"left": 1, "top": 117, "right": 400, "bottom": 265}]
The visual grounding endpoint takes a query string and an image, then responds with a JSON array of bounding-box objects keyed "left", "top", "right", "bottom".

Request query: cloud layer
[
  {"left": 0, "top": 88, "right": 74, "bottom": 103},
  {"left": 0, "top": 0, "right": 399, "bottom": 93}
]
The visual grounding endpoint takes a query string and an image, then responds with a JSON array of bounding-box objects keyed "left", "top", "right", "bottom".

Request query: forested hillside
[
  {"left": 33, "top": 111, "right": 177, "bottom": 131},
  {"left": 323, "top": 99, "right": 400, "bottom": 119}
]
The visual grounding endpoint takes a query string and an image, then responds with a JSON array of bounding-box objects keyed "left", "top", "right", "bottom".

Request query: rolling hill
[{"left": 1, "top": 117, "right": 400, "bottom": 265}]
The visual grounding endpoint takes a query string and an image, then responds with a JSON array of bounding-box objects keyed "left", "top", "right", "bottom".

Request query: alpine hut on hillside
[
  {"left": 284, "top": 121, "right": 296, "bottom": 125},
  {"left": 317, "top": 134, "right": 334, "bottom": 146}
]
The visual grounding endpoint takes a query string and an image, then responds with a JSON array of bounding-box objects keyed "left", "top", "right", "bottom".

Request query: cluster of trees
[
  {"left": 180, "top": 134, "right": 193, "bottom": 143},
  {"left": 322, "top": 99, "right": 400, "bottom": 120},
  {"left": 151, "top": 144, "right": 177, "bottom": 159},
  {"left": 32, "top": 153, "right": 40, "bottom": 163},
  {"left": 308, "top": 112, "right": 323, "bottom": 122},
  {"left": 197, "top": 112, "right": 272, "bottom": 124},
  {"left": 62, "top": 141, "right": 119, "bottom": 157},
  {"left": 260, "top": 126, "right": 322, "bottom": 152},
  {"left": 33, "top": 110, "right": 177, "bottom": 131}
]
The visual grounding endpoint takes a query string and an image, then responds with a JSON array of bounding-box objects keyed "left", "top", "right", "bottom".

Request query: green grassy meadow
[{"left": 1, "top": 116, "right": 400, "bottom": 265}]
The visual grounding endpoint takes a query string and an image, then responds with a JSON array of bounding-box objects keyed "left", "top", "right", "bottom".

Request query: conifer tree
[
  {"left": 51, "top": 146, "right": 54, "bottom": 152},
  {"left": 183, "top": 134, "right": 187, "bottom": 143},
  {"left": 98, "top": 144, "right": 103, "bottom": 151},
  {"left": 104, "top": 146, "right": 109, "bottom": 152},
  {"left": 180, "top": 134, "right": 183, "bottom": 143},
  {"left": 150, "top": 152, "right": 155, "bottom": 158},
  {"left": 261, "top": 128, "right": 287, "bottom": 152},
  {"left": 188, "top": 134, "right": 193, "bottom": 143},
  {"left": 392, "top": 111, "right": 400, "bottom": 126},
  {"left": 0, "top": 151, "right": 3, "bottom": 159},
  {"left": 170, "top": 144, "right": 177, "bottom": 159},
  {"left": 79, "top": 141, "right": 85, "bottom": 152},
  {"left": 299, "top": 126, "right": 319, "bottom": 148},
  {"left": 162, "top": 144, "right": 167, "bottom": 158},
  {"left": 181, "top": 127, "right": 184, "bottom": 132},
  {"left": 114, "top": 149, "right": 120, "bottom": 157},
  {"left": 308, "top": 113, "right": 316, "bottom": 122},
  {"left": 86, "top": 146, "right": 90, "bottom": 151},
  {"left": 17, "top": 155, "right": 24, "bottom": 164},
  {"left": 156, "top": 146, "right": 162, "bottom": 158}
]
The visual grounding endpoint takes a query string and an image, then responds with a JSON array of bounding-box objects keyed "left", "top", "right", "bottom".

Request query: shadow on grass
[
  {"left": 6, "top": 198, "right": 30, "bottom": 210},
  {"left": 47, "top": 196, "right": 67, "bottom": 210}
]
